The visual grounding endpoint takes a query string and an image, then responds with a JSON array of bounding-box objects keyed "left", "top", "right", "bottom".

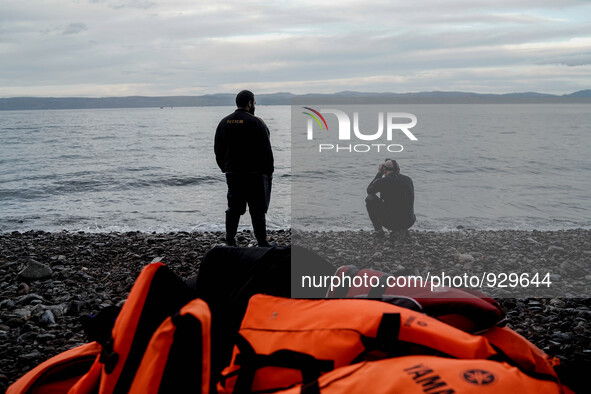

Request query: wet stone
[
  {"left": 17, "top": 332, "right": 38, "bottom": 344},
  {"left": 4, "top": 318, "right": 24, "bottom": 328},
  {"left": 39, "top": 310, "right": 56, "bottom": 327},
  {"left": 36, "top": 333, "right": 56, "bottom": 342},
  {"left": 16, "top": 283, "right": 30, "bottom": 296},
  {"left": 66, "top": 300, "right": 88, "bottom": 316},
  {"left": 18, "top": 260, "right": 53, "bottom": 281},
  {"left": 18, "top": 350, "right": 41, "bottom": 362},
  {"left": 0, "top": 299, "right": 15, "bottom": 310},
  {"left": 17, "top": 293, "right": 45, "bottom": 306},
  {"left": 552, "top": 332, "right": 573, "bottom": 342}
]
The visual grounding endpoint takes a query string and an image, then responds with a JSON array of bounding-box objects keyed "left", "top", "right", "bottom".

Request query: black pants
[
  {"left": 225, "top": 173, "right": 272, "bottom": 216},
  {"left": 225, "top": 173, "right": 272, "bottom": 243},
  {"left": 365, "top": 194, "right": 415, "bottom": 232}
]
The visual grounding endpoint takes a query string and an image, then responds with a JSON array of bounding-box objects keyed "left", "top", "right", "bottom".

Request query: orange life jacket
[
  {"left": 327, "top": 265, "right": 505, "bottom": 333},
  {"left": 219, "top": 294, "right": 501, "bottom": 393},
  {"left": 482, "top": 325, "right": 560, "bottom": 379},
  {"left": 5, "top": 342, "right": 101, "bottom": 394},
  {"left": 274, "top": 355, "right": 569, "bottom": 394},
  {"left": 128, "top": 298, "right": 211, "bottom": 394},
  {"left": 67, "top": 262, "right": 195, "bottom": 393}
]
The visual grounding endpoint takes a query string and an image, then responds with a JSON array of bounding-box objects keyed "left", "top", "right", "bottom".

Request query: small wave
[
  {"left": 1, "top": 126, "right": 39, "bottom": 131},
  {"left": 56, "top": 154, "right": 88, "bottom": 160},
  {"left": 0, "top": 173, "right": 224, "bottom": 200},
  {"left": 90, "top": 135, "right": 118, "bottom": 140},
  {"left": 161, "top": 175, "right": 220, "bottom": 187},
  {"left": 124, "top": 175, "right": 221, "bottom": 189},
  {"left": 0, "top": 189, "right": 45, "bottom": 201},
  {"left": 120, "top": 166, "right": 160, "bottom": 173}
]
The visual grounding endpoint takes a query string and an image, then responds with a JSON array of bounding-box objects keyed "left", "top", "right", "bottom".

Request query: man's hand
[{"left": 378, "top": 162, "right": 385, "bottom": 174}]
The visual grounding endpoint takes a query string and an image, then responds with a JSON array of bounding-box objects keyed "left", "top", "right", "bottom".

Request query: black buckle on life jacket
[
  {"left": 232, "top": 334, "right": 334, "bottom": 393},
  {"left": 99, "top": 338, "right": 119, "bottom": 374},
  {"left": 80, "top": 306, "right": 122, "bottom": 374}
]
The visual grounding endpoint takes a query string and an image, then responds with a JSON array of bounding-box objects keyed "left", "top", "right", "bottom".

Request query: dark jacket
[
  {"left": 367, "top": 172, "right": 415, "bottom": 229},
  {"left": 214, "top": 109, "right": 274, "bottom": 174}
]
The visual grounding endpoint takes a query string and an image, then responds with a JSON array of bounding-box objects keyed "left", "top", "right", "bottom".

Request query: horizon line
[{"left": 2, "top": 88, "right": 591, "bottom": 100}]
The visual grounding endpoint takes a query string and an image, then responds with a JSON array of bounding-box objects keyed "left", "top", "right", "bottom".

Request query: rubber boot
[
  {"left": 225, "top": 212, "right": 240, "bottom": 246},
  {"left": 251, "top": 212, "right": 275, "bottom": 247}
]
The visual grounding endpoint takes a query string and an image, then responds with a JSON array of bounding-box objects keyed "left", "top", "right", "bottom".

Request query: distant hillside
[
  {"left": 1, "top": 90, "right": 589, "bottom": 110},
  {"left": 564, "top": 89, "right": 591, "bottom": 97}
]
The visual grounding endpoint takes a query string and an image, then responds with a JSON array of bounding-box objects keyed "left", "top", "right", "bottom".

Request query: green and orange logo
[{"left": 302, "top": 107, "right": 329, "bottom": 131}]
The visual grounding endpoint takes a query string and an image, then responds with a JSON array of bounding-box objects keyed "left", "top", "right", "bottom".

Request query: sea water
[{"left": 1, "top": 104, "right": 590, "bottom": 232}]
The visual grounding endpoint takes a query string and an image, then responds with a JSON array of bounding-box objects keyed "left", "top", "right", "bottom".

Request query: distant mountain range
[{"left": 1, "top": 90, "right": 590, "bottom": 110}]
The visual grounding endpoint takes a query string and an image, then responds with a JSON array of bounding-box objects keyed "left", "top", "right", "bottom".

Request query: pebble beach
[{"left": 0, "top": 229, "right": 590, "bottom": 390}]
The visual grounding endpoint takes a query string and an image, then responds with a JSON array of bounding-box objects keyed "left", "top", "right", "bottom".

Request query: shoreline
[
  {"left": 3, "top": 226, "right": 591, "bottom": 235},
  {"left": 0, "top": 229, "right": 589, "bottom": 388}
]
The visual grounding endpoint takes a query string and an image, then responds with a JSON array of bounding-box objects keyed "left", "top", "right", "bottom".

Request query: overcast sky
[{"left": 1, "top": 0, "right": 590, "bottom": 97}]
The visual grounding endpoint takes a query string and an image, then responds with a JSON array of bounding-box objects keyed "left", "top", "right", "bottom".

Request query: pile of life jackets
[{"left": 6, "top": 246, "right": 578, "bottom": 393}]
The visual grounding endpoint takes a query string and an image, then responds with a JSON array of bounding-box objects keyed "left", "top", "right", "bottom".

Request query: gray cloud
[
  {"left": 62, "top": 23, "right": 88, "bottom": 35},
  {"left": 110, "top": 0, "right": 156, "bottom": 10},
  {"left": 538, "top": 53, "right": 591, "bottom": 67},
  {"left": 0, "top": 0, "right": 590, "bottom": 96}
]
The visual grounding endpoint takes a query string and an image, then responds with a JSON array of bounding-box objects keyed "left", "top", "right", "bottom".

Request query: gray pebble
[
  {"left": 37, "top": 333, "right": 56, "bottom": 342},
  {"left": 17, "top": 332, "right": 38, "bottom": 343},
  {"left": 18, "top": 260, "right": 53, "bottom": 281},
  {"left": 0, "top": 299, "right": 15, "bottom": 309},
  {"left": 547, "top": 245, "right": 565, "bottom": 253},
  {"left": 17, "top": 293, "right": 45, "bottom": 305},
  {"left": 552, "top": 332, "right": 572, "bottom": 342},
  {"left": 12, "top": 309, "right": 31, "bottom": 320},
  {"left": 39, "top": 310, "right": 56, "bottom": 326},
  {"left": 18, "top": 350, "right": 41, "bottom": 362}
]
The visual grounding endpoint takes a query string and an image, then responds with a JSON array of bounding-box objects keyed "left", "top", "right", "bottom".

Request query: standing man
[
  {"left": 214, "top": 90, "right": 275, "bottom": 247},
  {"left": 366, "top": 159, "right": 416, "bottom": 240}
]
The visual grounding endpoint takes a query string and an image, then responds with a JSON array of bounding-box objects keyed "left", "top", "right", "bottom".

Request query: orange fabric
[
  {"left": 129, "top": 320, "right": 175, "bottom": 392},
  {"left": 220, "top": 295, "right": 498, "bottom": 392},
  {"left": 6, "top": 342, "right": 101, "bottom": 394},
  {"left": 240, "top": 295, "right": 496, "bottom": 358},
  {"left": 482, "top": 326, "right": 560, "bottom": 378},
  {"left": 98, "top": 262, "right": 164, "bottom": 394},
  {"left": 68, "top": 358, "right": 101, "bottom": 394},
  {"left": 275, "top": 356, "right": 565, "bottom": 394},
  {"left": 128, "top": 299, "right": 211, "bottom": 394},
  {"left": 436, "top": 313, "right": 477, "bottom": 332},
  {"left": 328, "top": 266, "right": 505, "bottom": 333}
]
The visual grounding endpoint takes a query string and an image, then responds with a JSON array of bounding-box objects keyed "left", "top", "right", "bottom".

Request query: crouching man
[{"left": 366, "top": 159, "right": 416, "bottom": 240}]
